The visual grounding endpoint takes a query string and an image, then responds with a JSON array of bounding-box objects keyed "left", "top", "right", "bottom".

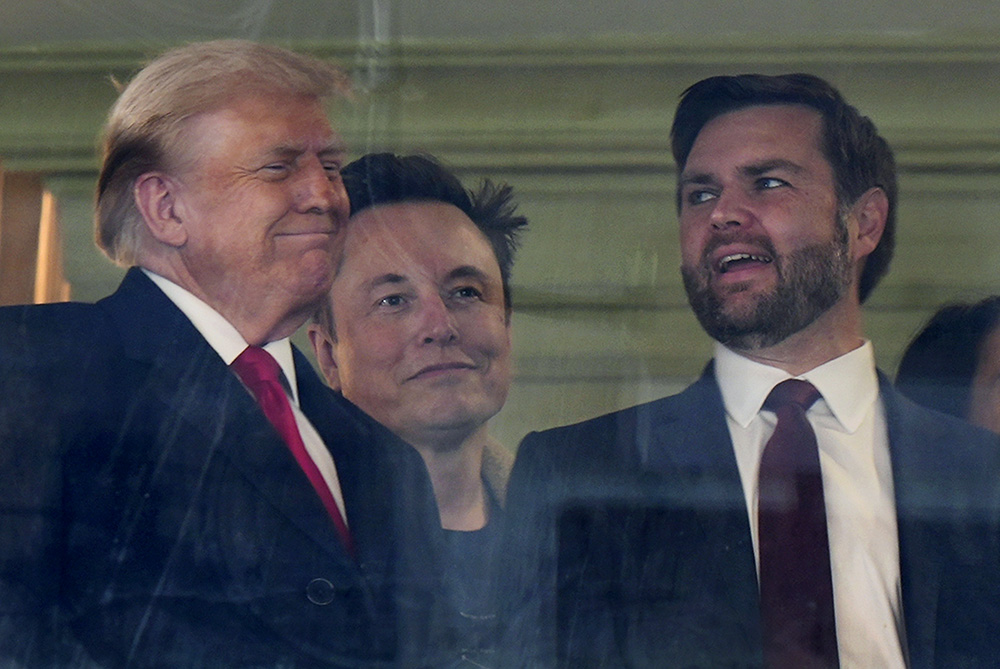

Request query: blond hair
[{"left": 95, "top": 39, "right": 348, "bottom": 266}]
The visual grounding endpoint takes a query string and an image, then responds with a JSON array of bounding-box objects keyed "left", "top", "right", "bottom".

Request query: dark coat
[
  {"left": 0, "top": 268, "right": 450, "bottom": 668},
  {"left": 499, "top": 365, "right": 1000, "bottom": 668}
]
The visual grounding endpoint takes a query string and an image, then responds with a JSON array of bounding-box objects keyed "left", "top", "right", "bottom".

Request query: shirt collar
[
  {"left": 715, "top": 340, "right": 878, "bottom": 432},
  {"left": 143, "top": 269, "right": 299, "bottom": 403}
]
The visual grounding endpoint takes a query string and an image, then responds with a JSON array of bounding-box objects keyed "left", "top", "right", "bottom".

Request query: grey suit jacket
[
  {"left": 0, "top": 268, "right": 450, "bottom": 668},
  {"left": 499, "top": 364, "right": 1000, "bottom": 668}
]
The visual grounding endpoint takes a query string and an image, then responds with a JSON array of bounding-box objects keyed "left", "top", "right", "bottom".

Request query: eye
[
  {"left": 451, "top": 286, "right": 483, "bottom": 301},
  {"left": 684, "top": 188, "right": 717, "bottom": 206},
  {"left": 377, "top": 294, "right": 407, "bottom": 308},
  {"left": 322, "top": 161, "right": 342, "bottom": 179},
  {"left": 757, "top": 177, "right": 788, "bottom": 190},
  {"left": 259, "top": 163, "right": 290, "bottom": 180}
]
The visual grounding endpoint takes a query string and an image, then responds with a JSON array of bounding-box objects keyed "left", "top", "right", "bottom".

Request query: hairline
[{"left": 318, "top": 198, "right": 510, "bottom": 341}]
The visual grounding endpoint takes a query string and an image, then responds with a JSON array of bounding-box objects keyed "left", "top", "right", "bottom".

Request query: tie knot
[
  {"left": 231, "top": 346, "right": 283, "bottom": 388},
  {"left": 764, "top": 379, "right": 820, "bottom": 412}
]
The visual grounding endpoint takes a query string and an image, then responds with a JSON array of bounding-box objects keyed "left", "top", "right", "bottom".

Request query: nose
[
  {"left": 420, "top": 295, "right": 459, "bottom": 346},
  {"left": 295, "top": 158, "right": 349, "bottom": 224},
  {"left": 707, "top": 189, "right": 755, "bottom": 232}
]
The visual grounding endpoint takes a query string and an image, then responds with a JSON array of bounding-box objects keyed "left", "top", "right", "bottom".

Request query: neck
[
  {"left": 141, "top": 258, "right": 307, "bottom": 345},
  {"left": 213, "top": 293, "right": 307, "bottom": 346},
  {"left": 411, "top": 425, "right": 490, "bottom": 531},
  {"left": 731, "top": 299, "right": 866, "bottom": 376}
]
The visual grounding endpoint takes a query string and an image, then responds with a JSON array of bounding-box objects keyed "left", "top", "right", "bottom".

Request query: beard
[{"left": 681, "top": 218, "right": 853, "bottom": 351}]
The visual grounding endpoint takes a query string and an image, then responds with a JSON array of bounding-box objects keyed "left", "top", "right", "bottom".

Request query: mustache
[{"left": 698, "top": 233, "right": 779, "bottom": 269}]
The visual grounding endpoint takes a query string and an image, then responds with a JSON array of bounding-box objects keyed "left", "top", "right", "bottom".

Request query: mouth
[
  {"left": 716, "top": 252, "right": 773, "bottom": 274},
  {"left": 408, "top": 362, "right": 477, "bottom": 381}
]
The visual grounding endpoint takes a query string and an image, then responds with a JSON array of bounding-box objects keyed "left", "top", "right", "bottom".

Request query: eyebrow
[
  {"left": 260, "top": 142, "right": 347, "bottom": 163},
  {"left": 447, "top": 265, "right": 491, "bottom": 284},
  {"left": 363, "top": 273, "right": 408, "bottom": 292},
  {"left": 318, "top": 144, "right": 348, "bottom": 159},
  {"left": 741, "top": 159, "right": 805, "bottom": 177},
  {"left": 679, "top": 158, "right": 806, "bottom": 188},
  {"left": 678, "top": 171, "right": 717, "bottom": 189},
  {"left": 337, "top": 266, "right": 494, "bottom": 288}
]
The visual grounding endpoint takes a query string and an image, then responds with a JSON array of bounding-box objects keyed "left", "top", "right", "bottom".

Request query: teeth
[{"left": 719, "top": 253, "right": 772, "bottom": 273}]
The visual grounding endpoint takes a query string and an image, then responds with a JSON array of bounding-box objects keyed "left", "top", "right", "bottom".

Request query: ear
[
  {"left": 134, "top": 172, "right": 187, "bottom": 248},
  {"left": 307, "top": 323, "right": 342, "bottom": 391},
  {"left": 850, "top": 186, "right": 889, "bottom": 262}
]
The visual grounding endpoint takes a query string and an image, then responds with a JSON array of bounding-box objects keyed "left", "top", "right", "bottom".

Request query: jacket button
[{"left": 306, "top": 578, "right": 336, "bottom": 606}]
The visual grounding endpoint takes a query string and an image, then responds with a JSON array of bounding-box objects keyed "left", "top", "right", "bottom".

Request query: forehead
[
  {"left": 684, "top": 104, "right": 827, "bottom": 174},
  {"left": 175, "top": 93, "right": 342, "bottom": 168},
  {"left": 337, "top": 201, "right": 501, "bottom": 280}
]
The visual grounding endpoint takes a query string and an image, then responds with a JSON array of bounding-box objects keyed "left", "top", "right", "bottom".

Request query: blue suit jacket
[
  {"left": 0, "top": 268, "right": 449, "bottom": 668},
  {"left": 499, "top": 365, "right": 1000, "bottom": 668}
]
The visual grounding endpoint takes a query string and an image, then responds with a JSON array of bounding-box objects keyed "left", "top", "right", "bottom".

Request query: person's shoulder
[
  {"left": 310, "top": 378, "right": 427, "bottom": 470},
  {"left": 880, "top": 385, "right": 1000, "bottom": 546},
  {"left": 0, "top": 300, "right": 101, "bottom": 330},
  {"left": 514, "top": 384, "right": 712, "bottom": 486},
  {"left": 525, "top": 397, "right": 658, "bottom": 442},
  {"left": 521, "top": 377, "right": 712, "bottom": 453},
  {"left": 0, "top": 301, "right": 113, "bottom": 365},
  {"left": 883, "top": 379, "right": 1000, "bottom": 482},
  {"left": 884, "top": 378, "right": 996, "bottom": 446},
  {"left": 301, "top": 372, "right": 390, "bottom": 443}
]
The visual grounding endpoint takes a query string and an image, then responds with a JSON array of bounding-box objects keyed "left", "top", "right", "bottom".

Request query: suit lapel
[
  {"left": 635, "top": 366, "right": 763, "bottom": 659},
  {"left": 295, "top": 350, "right": 396, "bottom": 569},
  {"left": 98, "top": 268, "right": 354, "bottom": 563},
  {"left": 643, "top": 365, "right": 752, "bottom": 522}
]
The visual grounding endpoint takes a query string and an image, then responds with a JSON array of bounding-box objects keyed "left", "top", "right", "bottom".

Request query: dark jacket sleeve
[{"left": 0, "top": 303, "right": 112, "bottom": 667}]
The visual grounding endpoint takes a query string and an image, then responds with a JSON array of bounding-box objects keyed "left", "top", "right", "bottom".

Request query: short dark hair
[
  {"left": 670, "top": 73, "right": 897, "bottom": 303},
  {"left": 896, "top": 296, "right": 1000, "bottom": 420},
  {"left": 314, "top": 153, "right": 527, "bottom": 335}
]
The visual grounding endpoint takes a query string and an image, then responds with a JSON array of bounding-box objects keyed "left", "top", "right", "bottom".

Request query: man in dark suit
[
  {"left": 0, "top": 41, "right": 447, "bottom": 667},
  {"left": 500, "top": 74, "right": 1000, "bottom": 667}
]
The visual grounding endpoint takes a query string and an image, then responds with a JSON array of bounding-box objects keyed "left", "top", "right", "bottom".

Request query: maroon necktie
[
  {"left": 757, "top": 379, "right": 838, "bottom": 668},
  {"left": 231, "top": 346, "right": 355, "bottom": 556}
]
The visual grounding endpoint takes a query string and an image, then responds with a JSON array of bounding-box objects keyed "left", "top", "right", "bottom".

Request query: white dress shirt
[
  {"left": 715, "top": 341, "right": 906, "bottom": 668},
  {"left": 145, "top": 270, "right": 348, "bottom": 526}
]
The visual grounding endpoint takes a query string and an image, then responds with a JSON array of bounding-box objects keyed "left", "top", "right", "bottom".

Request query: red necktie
[
  {"left": 757, "top": 379, "right": 838, "bottom": 668},
  {"left": 231, "top": 346, "right": 355, "bottom": 556}
]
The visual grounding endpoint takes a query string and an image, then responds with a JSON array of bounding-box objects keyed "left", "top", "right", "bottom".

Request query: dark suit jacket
[
  {"left": 0, "top": 268, "right": 450, "bottom": 668},
  {"left": 499, "top": 365, "right": 1000, "bottom": 668}
]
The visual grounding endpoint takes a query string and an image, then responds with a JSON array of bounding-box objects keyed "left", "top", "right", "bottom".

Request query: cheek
[
  {"left": 484, "top": 327, "right": 514, "bottom": 395},
  {"left": 463, "top": 319, "right": 512, "bottom": 406},
  {"left": 678, "top": 222, "right": 703, "bottom": 262},
  {"left": 986, "top": 383, "right": 1000, "bottom": 422},
  {"left": 351, "top": 333, "right": 403, "bottom": 369},
  {"left": 492, "top": 354, "right": 513, "bottom": 398},
  {"left": 466, "top": 312, "right": 510, "bottom": 356},
  {"left": 787, "top": 201, "right": 839, "bottom": 242},
  {"left": 968, "top": 373, "right": 1000, "bottom": 434}
]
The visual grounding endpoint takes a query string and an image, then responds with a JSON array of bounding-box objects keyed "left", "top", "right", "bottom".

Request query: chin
[
  {"left": 291, "top": 265, "right": 334, "bottom": 301},
  {"left": 415, "top": 403, "right": 498, "bottom": 437}
]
